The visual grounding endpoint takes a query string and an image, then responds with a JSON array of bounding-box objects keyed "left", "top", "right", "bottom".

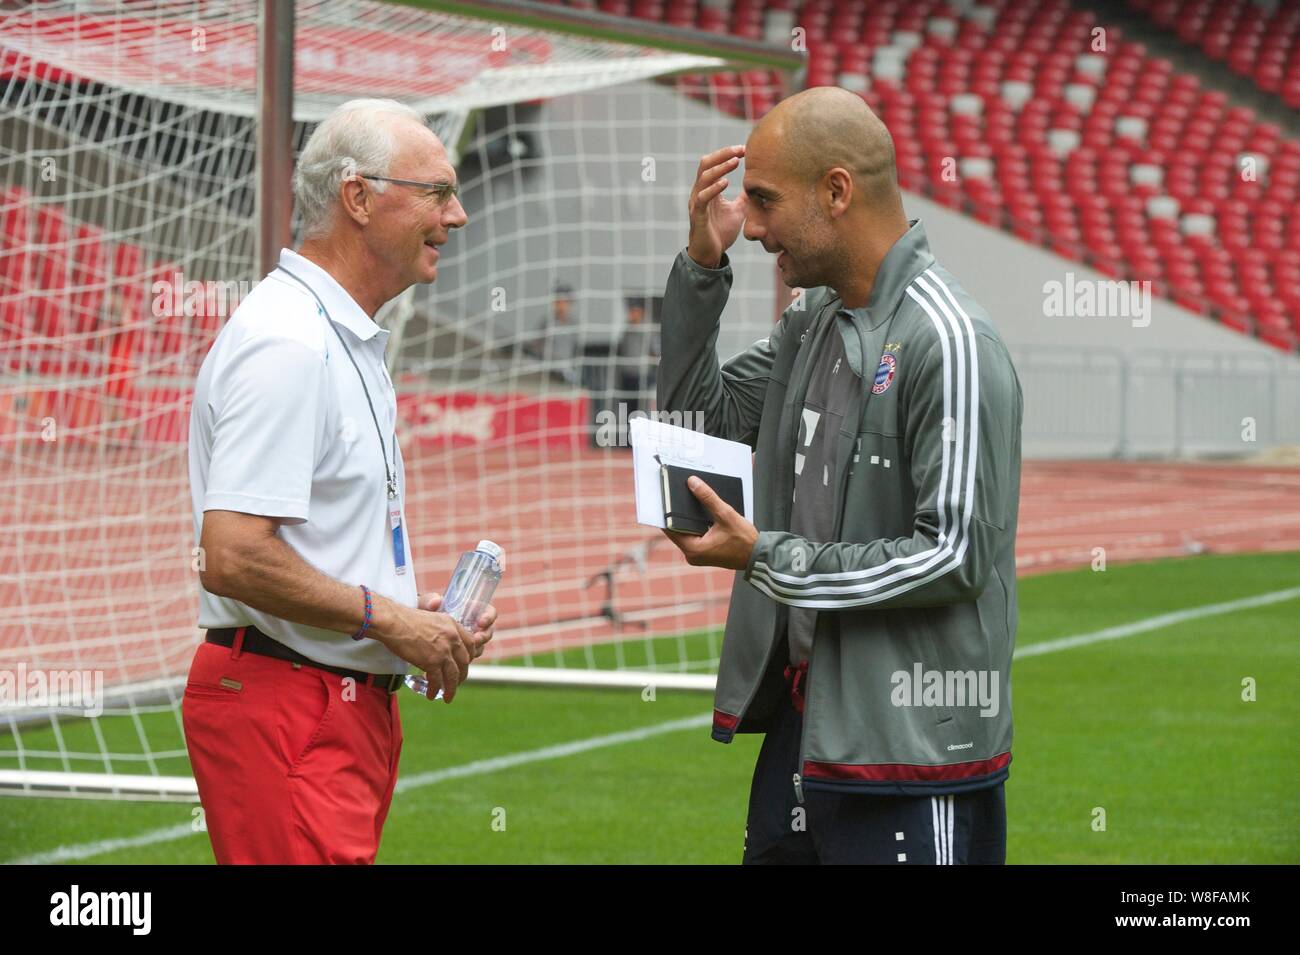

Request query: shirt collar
[
  {"left": 834, "top": 218, "right": 936, "bottom": 329},
  {"left": 277, "top": 248, "right": 383, "bottom": 342}
]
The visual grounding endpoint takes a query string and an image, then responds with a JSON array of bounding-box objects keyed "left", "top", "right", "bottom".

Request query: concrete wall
[{"left": 904, "top": 190, "right": 1300, "bottom": 457}]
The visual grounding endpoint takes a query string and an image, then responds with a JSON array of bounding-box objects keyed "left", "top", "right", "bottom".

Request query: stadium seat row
[
  {"left": 0, "top": 185, "right": 219, "bottom": 379},
  {"left": 546, "top": 0, "right": 1300, "bottom": 351},
  {"left": 1127, "top": 0, "right": 1300, "bottom": 109}
]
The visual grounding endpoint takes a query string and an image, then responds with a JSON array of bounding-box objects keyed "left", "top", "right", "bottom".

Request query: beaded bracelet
[{"left": 352, "top": 584, "right": 373, "bottom": 640}]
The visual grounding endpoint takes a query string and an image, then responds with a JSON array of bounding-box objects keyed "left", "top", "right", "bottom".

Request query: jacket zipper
[
  {"left": 795, "top": 316, "right": 861, "bottom": 798},
  {"left": 795, "top": 311, "right": 898, "bottom": 792},
  {"left": 721, "top": 302, "right": 826, "bottom": 742},
  {"left": 794, "top": 627, "right": 816, "bottom": 806},
  {"left": 784, "top": 307, "right": 833, "bottom": 807}
]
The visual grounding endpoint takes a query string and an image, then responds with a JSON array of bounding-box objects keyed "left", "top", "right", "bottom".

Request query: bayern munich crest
[{"left": 872, "top": 352, "right": 897, "bottom": 395}]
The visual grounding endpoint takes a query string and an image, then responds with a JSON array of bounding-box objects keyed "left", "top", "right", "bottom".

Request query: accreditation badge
[{"left": 389, "top": 495, "right": 406, "bottom": 575}]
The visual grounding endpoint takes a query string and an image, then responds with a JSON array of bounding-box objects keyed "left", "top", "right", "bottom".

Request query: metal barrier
[{"left": 1011, "top": 345, "right": 1300, "bottom": 458}]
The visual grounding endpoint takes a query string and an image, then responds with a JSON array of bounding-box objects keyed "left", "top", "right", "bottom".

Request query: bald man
[{"left": 657, "top": 88, "right": 1022, "bottom": 865}]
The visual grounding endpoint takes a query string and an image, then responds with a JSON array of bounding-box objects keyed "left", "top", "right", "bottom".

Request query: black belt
[{"left": 206, "top": 626, "right": 405, "bottom": 694}]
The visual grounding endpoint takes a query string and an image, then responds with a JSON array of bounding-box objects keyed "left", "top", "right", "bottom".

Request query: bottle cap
[{"left": 475, "top": 540, "right": 504, "bottom": 566}]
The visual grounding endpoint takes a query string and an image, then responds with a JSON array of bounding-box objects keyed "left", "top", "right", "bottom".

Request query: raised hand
[{"left": 687, "top": 145, "right": 747, "bottom": 270}]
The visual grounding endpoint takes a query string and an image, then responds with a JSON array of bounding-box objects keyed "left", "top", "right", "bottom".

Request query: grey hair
[{"left": 293, "top": 98, "right": 427, "bottom": 239}]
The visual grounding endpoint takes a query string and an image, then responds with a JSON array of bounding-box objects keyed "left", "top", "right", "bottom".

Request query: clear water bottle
[{"left": 406, "top": 540, "right": 504, "bottom": 699}]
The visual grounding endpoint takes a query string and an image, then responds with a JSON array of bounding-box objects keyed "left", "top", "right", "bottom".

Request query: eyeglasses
[{"left": 358, "top": 174, "right": 460, "bottom": 204}]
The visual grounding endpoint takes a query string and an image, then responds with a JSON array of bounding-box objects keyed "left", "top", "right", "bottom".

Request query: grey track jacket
[{"left": 657, "top": 220, "right": 1023, "bottom": 797}]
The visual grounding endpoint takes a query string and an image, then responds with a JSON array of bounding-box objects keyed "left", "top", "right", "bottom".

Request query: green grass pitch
[{"left": 2, "top": 550, "right": 1297, "bottom": 863}]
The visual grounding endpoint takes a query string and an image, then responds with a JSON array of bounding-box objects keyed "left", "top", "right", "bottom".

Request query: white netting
[
  {"left": 0, "top": 0, "right": 790, "bottom": 793},
  {"left": 0, "top": 0, "right": 729, "bottom": 119}
]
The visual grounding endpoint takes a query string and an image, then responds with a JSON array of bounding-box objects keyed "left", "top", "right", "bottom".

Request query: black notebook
[{"left": 660, "top": 463, "right": 746, "bottom": 536}]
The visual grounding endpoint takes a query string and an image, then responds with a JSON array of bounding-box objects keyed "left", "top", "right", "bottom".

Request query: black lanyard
[{"left": 276, "top": 266, "right": 398, "bottom": 500}]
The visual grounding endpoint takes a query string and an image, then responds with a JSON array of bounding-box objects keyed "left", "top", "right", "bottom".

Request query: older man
[
  {"left": 184, "top": 99, "right": 494, "bottom": 864},
  {"left": 658, "top": 87, "right": 1022, "bottom": 864}
]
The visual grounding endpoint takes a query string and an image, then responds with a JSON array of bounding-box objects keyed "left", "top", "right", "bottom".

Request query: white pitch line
[
  {"left": 6, "top": 714, "right": 712, "bottom": 865},
  {"left": 394, "top": 713, "right": 710, "bottom": 793},
  {"left": 1014, "top": 586, "right": 1300, "bottom": 659},
  {"left": 8, "top": 823, "right": 195, "bottom": 866},
  {"left": 12, "top": 584, "right": 1300, "bottom": 865}
]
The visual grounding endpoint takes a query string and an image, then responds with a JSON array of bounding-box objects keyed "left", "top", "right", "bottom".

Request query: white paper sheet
[{"left": 629, "top": 416, "right": 754, "bottom": 529}]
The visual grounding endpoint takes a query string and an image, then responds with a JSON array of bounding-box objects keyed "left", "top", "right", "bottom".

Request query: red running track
[{"left": 1, "top": 443, "right": 1298, "bottom": 688}]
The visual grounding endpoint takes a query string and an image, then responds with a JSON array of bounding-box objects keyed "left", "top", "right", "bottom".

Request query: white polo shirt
[{"left": 188, "top": 248, "right": 417, "bottom": 673}]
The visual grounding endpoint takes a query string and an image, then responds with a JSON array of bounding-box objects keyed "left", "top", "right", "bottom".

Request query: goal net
[{"left": 0, "top": 0, "right": 798, "bottom": 797}]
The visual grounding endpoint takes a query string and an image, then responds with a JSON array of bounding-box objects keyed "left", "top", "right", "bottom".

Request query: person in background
[
  {"left": 523, "top": 280, "right": 580, "bottom": 384},
  {"left": 616, "top": 294, "right": 660, "bottom": 417}
]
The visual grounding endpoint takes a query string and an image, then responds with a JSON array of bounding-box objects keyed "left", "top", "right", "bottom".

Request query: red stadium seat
[
  {"left": 32, "top": 205, "right": 71, "bottom": 341},
  {"left": 69, "top": 225, "right": 107, "bottom": 339}
]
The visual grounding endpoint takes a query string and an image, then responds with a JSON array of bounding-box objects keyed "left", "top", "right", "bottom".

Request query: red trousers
[{"left": 182, "top": 638, "right": 403, "bottom": 864}]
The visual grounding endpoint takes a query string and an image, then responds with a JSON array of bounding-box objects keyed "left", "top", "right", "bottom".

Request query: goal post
[
  {"left": 0, "top": 0, "right": 802, "bottom": 799},
  {"left": 414, "top": 0, "right": 807, "bottom": 73}
]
